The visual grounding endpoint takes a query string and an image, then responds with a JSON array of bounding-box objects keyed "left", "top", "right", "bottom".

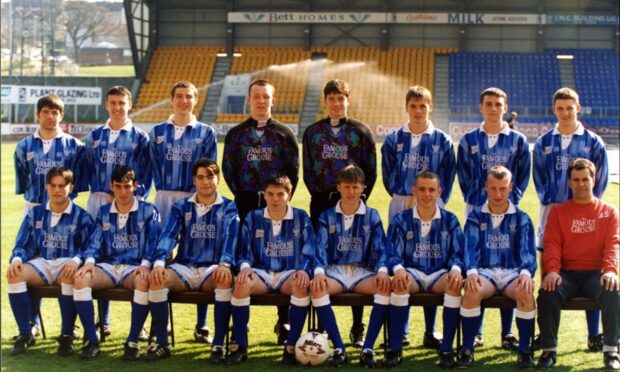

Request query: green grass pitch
[{"left": 2, "top": 141, "right": 618, "bottom": 371}]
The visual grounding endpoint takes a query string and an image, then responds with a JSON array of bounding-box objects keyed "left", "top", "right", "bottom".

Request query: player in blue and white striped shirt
[
  {"left": 533, "top": 87, "right": 609, "bottom": 351},
  {"left": 73, "top": 166, "right": 161, "bottom": 361},
  {"left": 149, "top": 81, "right": 218, "bottom": 342},
  {"left": 147, "top": 159, "right": 239, "bottom": 363},
  {"left": 7, "top": 167, "right": 94, "bottom": 357},
  {"left": 227, "top": 175, "right": 315, "bottom": 365}
]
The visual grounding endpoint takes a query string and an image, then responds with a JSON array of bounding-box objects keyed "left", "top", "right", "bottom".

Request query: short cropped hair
[
  {"left": 336, "top": 165, "right": 365, "bottom": 185},
  {"left": 406, "top": 85, "right": 433, "bottom": 105},
  {"left": 264, "top": 175, "right": 293, "bottom": 195},
  {"left": 552, "top": 87, "right": 580, "bottom": 105},
  {"left": 37, "top": 94, "right": 64, "bottom": 114},
  {"left": 192, "top": 158, "right": 220, "bottom": 177},
  {"left": 568, "top": 158, "right": 595, "bottom": 179},
  {"left": 170, "top": 80, "right": 198, "bottom": 98},
  {"left": 248, "top": 79, "right": 274, "bottom": 96},
  {"left": 106, "top": 85, "right": 132, "bottom": 101},
  {"left": 480, "top": 87, "right": 507, "bottom": 105},
  {"left": 324, "top": 79, "right": 350, "bottom": 98},
  {"left": 46, "top": 167, "right": 73, "bottom": 185},
  {"left": 111, "top": 166, "right": 136, "bottom": 184},
  {"left": 414, "top": 170, "right": 440, "bottom": 186},
  {"left": 487, "top": 165, "right": 512, "bottom": 183}
]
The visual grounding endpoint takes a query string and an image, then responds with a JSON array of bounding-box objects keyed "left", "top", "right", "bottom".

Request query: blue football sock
[
  {"left": 501, "top": 308, "right": 515, "bottom": 336},
  {"left": 286, "top": 298, "right": 310, "bottom": 347},
  {"left": 476, "top": 306, "right": 485, "bottom": 336},
  {"left": 388, "top": 293, "right": 410, "bottom": 351},
  {"left": 424, "top": 305, "right": 438, "bottom": 334},
  {"left": 362, "top": 296, "right": 389, "bottom": 350},
  {"left": 59, "top": 297, "right": 77, "bottom": 336},
  {"left": 149, "top": 289, "right": 169, "bottom": 346},
  {"left": 74, "top": 288, "right": 98, "bottom": 343},
  {"left": 460, "top": 307, "right": 481, "bottom": 352},
  {"left": 196, "top": 303, "right": 208, "bottom": 329},
  {"left": 8, "top": 282, "right": 32, "bottom": 336},
  {"left": 231, "top": 297, "right": 250, "bottom": 348},
  {"left": 312, "top": 295, "right": 344, "bottom": 350},
  {"left": 213, "top": 289, "right": 232, "bottom": 347},
  {"left": 515, "top": 310, "right": 535, "bottom": 352},
  {"left": 127, "top": 291, "right": 149, "bottom": 343},
  {"left": 586, "top": 309, "right": 601, "bottom": 337},
  {"left": 440, "top": 295, "right": 461, "bottom": 352},
  {"left": 99, "top": 299, "right": 111, "bottom": 326}
]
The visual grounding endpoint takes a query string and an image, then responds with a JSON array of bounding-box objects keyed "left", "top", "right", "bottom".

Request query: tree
[{"left": 63, "top": 1, "right": 114, "bottom": 64}]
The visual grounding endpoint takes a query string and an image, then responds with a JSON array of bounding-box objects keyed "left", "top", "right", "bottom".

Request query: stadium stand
[{"left": 571, "top": 49, "right": 619, "bottom": 117}]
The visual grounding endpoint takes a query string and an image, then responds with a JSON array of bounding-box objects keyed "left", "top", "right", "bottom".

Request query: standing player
[
  {"left": 149, "top": 81, "right": 217, "bottom": 343},
  {"left": 7, "top": 167, "right": 94, "bottom": 357},
  {"left": 310, "top": 165, "right": 387, "bottom": 367},
  {"left": 227, "top": 176, "right": 314, "bottom": 364},
  {"left": 457, "top": 87, "right": 531, "bottom": 349},
  {"left": 73, "top": 166, "right": 160, "bottom": 360},
  {"left": 147, "top": 159, "right": 238, "bottom": 363},
  {"left": 385, "top": 171, "right": 465, "bottom": 368},
  {"left": 381, "top": 85, "right": 457, "bottom": 348},
  {"left": 533, "top": 87, "right": 609, "bottom": 351},
  {"left": 84, "top": 85, "right": 152, "bottom": 337},
  {"left": 302, "top": 79, "right": 377, "bottom": 347},
  {"left": 459, "top": 166, "right": 537, "bottom": 368},
  {"left": 13, "top": 94, "right": 86, "bottom": 337},
  {"left": 222, "top": 79, "right": 299, "bottom": 343}
]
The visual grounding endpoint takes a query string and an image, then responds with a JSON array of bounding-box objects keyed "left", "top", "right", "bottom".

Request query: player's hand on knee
[
  {"left": 517, "top": 274, "right": 534, "bottom": 294},
  {"left": 375, "top": 272, "right": 390, "bottom": 293},
  {"left": 464, "top": 273, "right": 482, "bottom": 292},
  {"left": 294, "top": 270, "right": 310, "bottom": 289},
  {"left": 215, "top": 265, "right": 232, "bottom": 286},
  {"left": 541, "top": 272, "right": 562, "bottom": 291},
  {"left": 600, "top": 272, "right": 620, "bottom": 292},
  {"left": 75, "top": 262, "right": 95, "bottom": 278},
  {"left": 446, "top": 269, "right": 463, "bottom": 291},
  {"left": 237, "top": 267, "right": 252, "bottom": 284},
  {"left": 61, "top": 260, "right": 78, "bottom": 281},
  {"left": 311, "top": 273, "right": 327, "bottom": 293},
  {"left": 7, "top": 261, "right": 23, "bottom": 279},
  {"left": 135, "top": 265, "right": 150, "bottom": 281},
  {"left": 392, "top": 269, "right": 410, "bottom": 292},
  {"left": 149, "top": 266, "right": 166, "bottom": 286}
]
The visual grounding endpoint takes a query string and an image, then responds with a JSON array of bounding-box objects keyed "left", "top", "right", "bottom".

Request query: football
[{"left": 295, "top": 331, "right": 330, "bottom": 366}]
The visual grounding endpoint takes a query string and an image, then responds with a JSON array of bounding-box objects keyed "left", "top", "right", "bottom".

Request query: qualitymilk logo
[
  {"left": 244, "top": 13, "right": 265, "bottom": 22},
  {"left": 349, "top": 13, "right": 370, "bottom": 23}
]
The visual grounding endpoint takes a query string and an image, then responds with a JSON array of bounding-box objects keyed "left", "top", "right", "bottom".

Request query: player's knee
[
  {"left": 134, "top": 275, "right": 149, "bottom": 291},
  {"left": 233, "top": 282, "right": 250, "bottom": 298},
  {"left": 462, "top": 290, "right": 482, "bottom": 307},
  {"left": 73, "top": 275, "right": 90, "bottom": 290},
  {"left": 292, "top": 284, "right": 309, "bottom": 298}
]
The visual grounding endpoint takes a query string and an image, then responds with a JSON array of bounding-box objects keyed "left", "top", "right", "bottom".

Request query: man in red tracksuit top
[{"left": 536, "top": 158, "right": 619, "bottom": 371}]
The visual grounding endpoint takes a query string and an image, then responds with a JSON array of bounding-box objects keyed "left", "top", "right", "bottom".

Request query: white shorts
[
  {"left": 28, "top": 257, "right": 72, "bottom": 285},
  {"left": 252, "top": 268, "right": 295, "bottom": 292},
  {"left": 87, "top": 192, "right": 112, "bottom": 219},
  {"left": 326, "top": 264, "right": 375, "bottom": 292},
  {"left": 536, "top": 203, "right": 558, "bottom": 251},
  {"left": 169, "top": 263, "right": 218, "bottom": 291},
  {"left": 478, "top": 268, "right": 519, "bottom": 292},
  {"left": 23, "top": 201, "right": 40, "bottom": 219},
  {"left": 97, "top": 263, "right": 138, "bottom": 287},
  {"left": 154, "top": 190, "right": 192, "bottom": 227},
  {"left": 406, "top": 267, "right": 447, "bottom": 292}
]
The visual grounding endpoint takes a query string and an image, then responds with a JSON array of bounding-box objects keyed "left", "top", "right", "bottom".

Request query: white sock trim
[
  {"left": 148, "top": 288, "right": 169, "bottom": 303},
  {"left": 7, "top": 282, "right": 28, "bottom": 294},
  {"left": 515, "top": 309, "right": 536, "bottom": 320},
  {"left": 133, "top": 290, "right": 149, "bottom": 305},
  {"left": 390, "top": 293, "right": 410, "bottom": 307},
  {"left": 61, "top": 283, "right": 74, "bottom": 296},
  {"left": 311, "top": 295, "right": 330, "bottom": 307},
  {"left": 73, "top": 287, "right": 92, "bottom": 302},
  {"left": 603, "top": 345, "right": 619, "bottom": 353},
  {"left": 215, "top": 288, "right": 233, "bottom": 302},
  {"left": 291, "top": 295, "right": 310, "bottom": 307},
  {"left": 543, "top": 347, "right": 557, "bottom": 352},
  {"left": 231, "top": 296, "right": 250, "bottom": 307},
  {"left": 443, "top": 294, "right": 461, "bottom": 308},
  {"left": 460, "top": 306, "right": 481, "bottom": 318},
  {"left": 373, "top": 294, "right": 390, "bottom": 305}
]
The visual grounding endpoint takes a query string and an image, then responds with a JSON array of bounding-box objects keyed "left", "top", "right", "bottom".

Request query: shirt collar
[
  {"left": 45, "top": 200, "right": 73, "bottom": 215},
  {"left": 413, "top": 205, "right": 441, "bottom": 221},
  {"left": 481, "top": 200, "right": 517, "bottom": 215},
  {"left": 335, "top": 201, "right": 367, "bottom": 216},
  {"left": 34, "top": 129, "right": 66, "bottom": 140},
  {"left": 166, "top": 114, "right": 197, "bottom": 128},
  {"left": 188, "top": 192, "right": 224, "bottom": 206},
  {"left": 480, "top": 122, "right": 510, "bottom": 136},
  {"left": 263, "top": 205, "right": 294, "bottom": 220},
  {"left": 110, "top": 197, "right": 139, "bottom": 214},
  {"left": 403, "top": 121, "right": 435, "bottom": 135},
  {"left": 103, "top": 119, "right": 133, "bottom": 132},
  {"left": 552, "top": 122, "right": 585, "bottom": 136}
]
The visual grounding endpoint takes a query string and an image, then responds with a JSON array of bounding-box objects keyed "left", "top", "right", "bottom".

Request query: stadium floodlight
[{"left": 556, "top": 54, "right": 574, "bottom": 60}]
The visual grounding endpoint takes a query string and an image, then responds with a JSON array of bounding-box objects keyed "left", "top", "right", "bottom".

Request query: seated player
[
  {"left": 310, "top": 165, "right": 387, "bottom": 367},
  {"left": 147, "top": 159, "right": 239, "bottom": 363},
  {"left": 7, "top": 167, "right": 94, "bottom": 356},
  {"left": 459, "top": 166, "right": 537, "bottom": 369},
  {"left": 227, "top": 175, "right": 314, "bottom": 364},
  {"left": 385, "top": 171, "right": 465, "bottom": 368},
  {"left": 73, "top": 166, "right": 161, "bottom": 360}
]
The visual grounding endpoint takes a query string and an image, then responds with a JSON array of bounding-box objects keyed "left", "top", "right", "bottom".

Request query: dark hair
[
  {"left": 111, "top": 166, "right": 136, "bottom": 184},
  {"left": 324, "top": 79, "right": 350, "bottom": 98},
  {"left": 37, "top": 94, "right": 64, "bottom": 114},
  {"left": 487, "top": 165, "right": 513, "bottom": 183},
  {"left": 248, "top": 79, "right": 274, "bottom": 96},
  {"left": 414, "top": 170, "right": 440, "bottom": 186},
  {"left": 568, "top": 158, "right": 595, "bottom": 179},
  {"left": 336, "top": 164, "right": 365, "bottom": 185},
  {"left": 553, "top": 87, "right": 580, "bottom": 105},
  {"left": 192, "top": 158, "right": 220, "bottom": 177},
  {"left": 46, "top": 167, "right": 73, "bottom": 185},
  {"left": 406, "top": 85, "right": 433, "bottom": 105},
  {"left": 264, "top": 175, "right": 293, "bottom": 195},
  {"left": 479, "top": 87, "right": 507, "bottom": 105},
  {"left": 106, "top": 85, "right": 132, "bottom": 101},
  {"left": 170, "top": 80, "right": 198, "bottom": 98}
]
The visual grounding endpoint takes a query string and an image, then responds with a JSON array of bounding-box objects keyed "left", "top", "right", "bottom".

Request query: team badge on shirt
[
  {"left": 292, "top": 228, "right": 300, "bottom": 237},
  {"left": 216, "top": 211, "right": 225, "bottom": 221},
  {"left": 509, "top": 223, "right": 517, "bottom": 232},
  {"left": 103, "top": 223, "right": 110, "bottom": 231},
  {"left": 256, "top": 229, "right": 264, "bottom": 238},
  {"left": 544, "top": 146, "right": 552, "bottom": 154},
  {"left": 26, "top": 152, "right": 34, "bottom": 161},
  {"left": 185, "top": 212, "right": 192, "bottom": 221},
  {"left": 406, "top": 231, "right": 414, "bottom": 240},
  {"left": 35, "top": 221, "right": 43, "bottom": 229},
  {"left": 329, "top": 225, "right": 336, "bottom": 234},
  {"left": 156, "top": 136, "right": 165, "bottom": 144},
  {"left": 510, "top": 145, "right": 518, "bottom": 153},
  {"left": 480, "top": 223, "right": 487, "bottom": 231},
  {"left": 441, "top": 231, "right": 448, "bottom": 240},
  {"left": 137, "top": 221, "right": 144, "bottom": 231},
  {"left": 432, "top": 145, "right": 440, "bottom": 153},
  {"left": 396, "top": 143, "right": 403, "bottom": 152},
  {"left": 471, "top": 145, "right": 478, "bottom": 154}
]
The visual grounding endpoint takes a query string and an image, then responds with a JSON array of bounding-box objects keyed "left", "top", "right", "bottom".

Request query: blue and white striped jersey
[
  {"left": 84, "top": 198, "right": 161, "bottom": 266},
  {"left": 84, "top": 121, "right": 152, "bottom": 198},
  {"left": 533, "top": 123, "right": 608, "bottom": 205},
  {"left": 149, "top": 119, "right": 217, "bottom": 192},
  {"left": 10, "top": 201, "right": 94, "bottom": 263},
  {"left": 457, "top": 124, "right": 531, "bottom": 206},
  {"left": 238, "top": 206, "right": 314, "bottom": 275},
  {"left": 386, "top": 207, "right": 464, "bottom": 275},
  {"left": 381, "top": 123, "right": 456, "bottom": 203},
  {"left": 155, "top": 193, "right": 239, "bottom": 267},
  {"left": 315, "top": 202, "right": 386, "bottom": 271},
  {"left": 463, "top": 202, "right": 537, "bottom": 275},
  {"left": 14, "top": 130, "right": 86, "bottom": 204}
]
